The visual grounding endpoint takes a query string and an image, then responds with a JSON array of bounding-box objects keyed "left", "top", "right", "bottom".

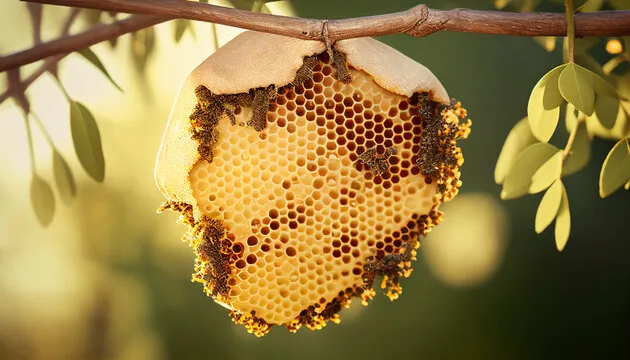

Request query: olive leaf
[
  {"left": 131, "top": 27, "right": 156, "bottom": 74},
  {"left": 599, "top": 137, "right": 630, "bottom": 198},
  {"left": 535, "top": 179, "right": 563, "bottom": 234},
  {"left": 31, "top": 174, "right": 56, "bottom": 227},
  {"left": 78, "top": 47, "right": 123, "bottom": 91},
  {"left": 173, "top": 19, "right": 195, "bottom": 43},
  {"left": 529, "top": 150, "right": 563, "bottom": 194},
  {"left": 494, "top": 118, "right": 538, "bottom": 184},
  {"left": 501, "top": 143, "right": 560, "bottom": 200},
  {"left": 70, "top": 100, "right": 105, "bottom": 182},
  {"left": 558, "top": 63, "right": 595, "bottom": 116},
  {"left": 576, "top": 0, "right": 604, "bottom": 12},
  {"left": 53, "top": 151, "right": 77, "bottom": 205},
  {"left": 565, "top": 103, "right": 578, "bottom": 133},
  {"left": 562, "top": 121, "right": 591, "bottom": 176},
  {"left": 555, "top": 182, "right": 571, "bottom": 251},
  {"left": 592, "top": 95, "right": 620, "bottom": 130},
  {"left": 528, "top": 64, "right": 566, "bottom": 142}
]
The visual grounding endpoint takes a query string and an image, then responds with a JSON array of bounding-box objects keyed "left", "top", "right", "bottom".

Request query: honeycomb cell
[{"left": 157, "top": 32, "right": 470, "bottom": 337}]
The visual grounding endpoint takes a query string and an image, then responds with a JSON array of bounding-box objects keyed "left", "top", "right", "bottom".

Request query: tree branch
[
  {"left": 0, "top": 14, "right": 167, "bottom": 72},
  {"left": 24, "top": 0, "right": 630, "bottom": 40}
]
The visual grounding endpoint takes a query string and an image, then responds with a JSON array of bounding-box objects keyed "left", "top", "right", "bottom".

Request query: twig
[{"left": 0, "top": 14, "right": 167, "bottom": 72}]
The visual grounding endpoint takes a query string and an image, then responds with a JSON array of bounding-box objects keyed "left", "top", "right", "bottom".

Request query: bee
[{"left": 358, "top": 146, "right": 397, "bottom": 175}]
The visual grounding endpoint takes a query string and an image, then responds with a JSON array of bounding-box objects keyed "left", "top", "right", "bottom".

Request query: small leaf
[
  {"left": 31, "top": 174, "right": 56, "bottom": 227},
  {"left": 577, "top": 0, "right": 604, "bottom": 12},
  {"left": 562, "top": 121, "right": 591, "bottom": 176},
  {"left": 554, "top": 182, "right": 571, "bottom": 251},
  {"left": 574, "top": 53, "right": 605, "bottom": 78},
  {"left": 587, "top": 72, "right": 618, "bottom": 98},
  {"left": 501, "top": 143, "right": 560, "bottom": 200},
  {"left": 78, "top": 47, "right": 123, "bottom": 91},
  {"left": 528, "top": 64, "right": 566, "bottom": 142},
  {"left": 70, "top": 100, "right": 105, "bottom": 182},
  {"left": 558, "top": 63, "right": 595, "bottom": 116},
  {"left": 535, "top": 180, "right": 563, "bottom": 234},
  {"left": 593, "top": 95, "right": 620, "bottom": 129},
  {"left": 131, "top": 27, "right": 156, "bottom": 74},
  {"left": 529, "top": 150, "right": 563, "bottom": 193},
  {"left": 173, "top": 19, "right": 195, "bottom": 43},
  {"left": 52, "top": 151, "right": 77, "bottom": 205},
  {"left": 494, "top": 118, "right": 538, "bottom": 184},
  {"left": 599, "top": 137, "right": 630, "bottom": 198}
]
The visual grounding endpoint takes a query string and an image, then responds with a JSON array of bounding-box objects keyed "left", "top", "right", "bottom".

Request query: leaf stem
[
  {"left": 30, "top": 112, "right": 57, "bottom": 150},
  {"left": 565, "top": 0, "right": 576, "bottom": 63},
  {"left": 23, "top": 113, "right": 36, "bottom": 173},
  {"left": 562, "top": 117, "right": 580, "bottom": 159}
]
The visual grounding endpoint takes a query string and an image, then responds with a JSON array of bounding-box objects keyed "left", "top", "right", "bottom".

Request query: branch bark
[
  {"left": 24, "top": 0, "right": 630, "bottom": 40},
  {"left": 2, "top": 0, "right": 630, "bottom": 74}
]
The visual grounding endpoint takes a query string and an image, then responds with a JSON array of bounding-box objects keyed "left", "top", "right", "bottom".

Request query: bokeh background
[{"left": 1, "top": 0, "right": 628, "bottom": 359}]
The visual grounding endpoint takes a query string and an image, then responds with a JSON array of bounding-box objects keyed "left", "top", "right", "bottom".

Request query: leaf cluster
[{"left": 495, "top": 18, "right": 630, "bottom": 250}]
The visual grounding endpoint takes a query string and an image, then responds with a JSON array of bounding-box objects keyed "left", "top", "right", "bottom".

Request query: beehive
[{"left": 155, "top": 31, "right": 471, "bottom": 336}]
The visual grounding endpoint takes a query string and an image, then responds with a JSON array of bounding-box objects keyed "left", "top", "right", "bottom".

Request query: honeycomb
[{"left": 156, "top": 32, "right": 471, "bottom": 336}]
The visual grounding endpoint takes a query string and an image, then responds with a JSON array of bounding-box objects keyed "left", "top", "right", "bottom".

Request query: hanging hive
[{"left": 155, "top": 31, "right": 471, "bottom": 336}]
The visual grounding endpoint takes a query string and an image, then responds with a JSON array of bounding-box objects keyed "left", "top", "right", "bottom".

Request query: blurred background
[{"left": 0, "top": 0, "right": 628, "bottom": 359}]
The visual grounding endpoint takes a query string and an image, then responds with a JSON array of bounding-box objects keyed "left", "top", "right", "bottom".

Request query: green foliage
[
  {"left": 495, "top": 0, "right": 630, "bottom": 251},
  {"left": 78, "top": 47, "right": 123, "bottom": 91},
  {"left": 70, "top": 100, "right": 105, "bottom": 183},
  {"left": 500, "top": 143, "right": 560, "bottom": 199},
  {"left": 131, "top": 27, "right": 156, "bottom": 74},
  {"left": 527, "top": 64, "right": 565, "bottom": 142},
  {"left": 599, "top": 137, "right": 630, "bottom": 198},
  {"left": 554, "top": 183, "right": 571, "bottom": 251},
  {"left": 495, "top": 118, "right": 538, "bottom": 184},
  {"left": 562, "top": 121, "right": 590, "bottom": 176},
  {"left": 52, "top": 151, "right": 77, "bottom": 205},
  {"left": 535, "top": 179, "right": 563, "bottom": 234},
  {"left": 30, "top": 174, "right": 56, "bottom": 227},
  {"left": 173, "top": 19, "right": 196, "bottom": 43},
  {"left": 558, "top": 64, "right": 595, "bottom": 115}
]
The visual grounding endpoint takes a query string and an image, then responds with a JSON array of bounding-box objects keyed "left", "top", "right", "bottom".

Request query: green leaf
[
  {"left": 494, "top": 118, "right": 538, "bottom": 184},
  {"left": 30, "top": 174, "right": 55, "bottom": 227},
  {"left": 70, "top": 100, "right": 105, "bottom": 182},
  {"left": 588, "top": 72, "right": 618, "bottom": 98},
  {"left": 131, "top": 27, "right": 156, "bottom": 74},
  {"left": 229, "top": 0, "right": 268, "bottom": 11},
  {"left": 593, "top": 95, "right": 620, "bottom": 129},
  {"left": 501, "top": 143, "right": 560, "bottom": 200},
  {"left": 528, "top": 64, "right": 566, "bottom": 142},
  {"left": 554, "top": 182, "right": 570, "bottom": 251},
  {"left": 529, "top": 150, "right": 563, "bottom": 193},
  {"left": 52, "top": 151, "right": 77, "bottom": 205},
  {"left": 558, "top": 63, "right": 595, "bottom": 116},
  {"left": 562, "top": 121, "right": 591, "bottom": 176},
  {"left": 599, "top": 137, "right": 630, "bottom": 198},
  {"left": 574, "top": 53, "right": 605, "bottom": 78},
  {"left": 535, "top": 179, "right": 563, "bottom": 234},
  {"left": 173, "top": 19, "right": 195, "bottom": 43},
  {"left": 78, "top": 47, "right": 123, "bottom": 92},
  {"left": 577, "top": 0, "right": 604, "bottom": 12}
]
